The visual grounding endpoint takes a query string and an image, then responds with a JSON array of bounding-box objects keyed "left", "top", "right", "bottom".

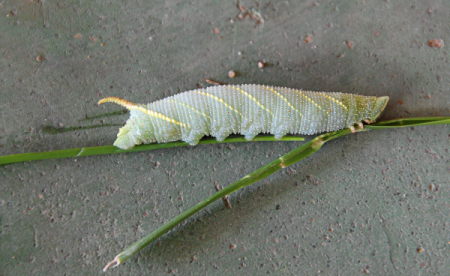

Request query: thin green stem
[
  {"left": 1, "top": 117, "right": 449, "bottom": 270},
  {"left": 367, "top": 116, "right": 450, "bottom": 129},
  {"left": 103, "top": 131, "right": 338, "bottom": 271},
  {"left": 0, "top": 135, "right": 304, "bottom": 166},
  {"left": 102, "top": 116, "right": 449, "bottom": 271}
]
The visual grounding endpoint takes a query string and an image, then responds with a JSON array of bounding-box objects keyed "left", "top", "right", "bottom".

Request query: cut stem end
[{"left": 103, "top": 256, "right": 121, "bottom": 272}]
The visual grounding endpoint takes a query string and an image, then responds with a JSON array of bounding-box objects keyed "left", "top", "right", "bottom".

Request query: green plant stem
[
  {"left": 366, "top": 116, "right": 450, "bottom": 129},
  {"left": 0, "top": 135, "right": 304, "bottom": 166},
  {"left": 102, "top": 116, "right": 449, "bottom": 271},
  {"left": 1, "top": 117, "right": 449, "bottom": 270},
  {"left": 103, "top": 129, "right": 351, "bottom": 271}
]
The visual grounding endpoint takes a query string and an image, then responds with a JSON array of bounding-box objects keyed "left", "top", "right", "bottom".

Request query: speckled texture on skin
[
  {"left": 103, "top": 86, "right": 388, "bottom": 149},
  {"left": 0, "top": 0, "right": 449, "bottom": 275}
]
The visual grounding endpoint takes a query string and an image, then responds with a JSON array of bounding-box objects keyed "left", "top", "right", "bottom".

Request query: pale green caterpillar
[{"left": 99, "top": 84, "right": 389, "bottom": 149}]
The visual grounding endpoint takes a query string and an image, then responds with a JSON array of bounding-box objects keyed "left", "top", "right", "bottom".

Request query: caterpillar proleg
[{"left": 99, "top": 84, "right": 389, "bottom": 149}]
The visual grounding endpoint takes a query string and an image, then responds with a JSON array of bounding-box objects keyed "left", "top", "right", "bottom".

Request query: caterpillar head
[{"left": 368, "top": 96, "right": 389, "bottom": 122}]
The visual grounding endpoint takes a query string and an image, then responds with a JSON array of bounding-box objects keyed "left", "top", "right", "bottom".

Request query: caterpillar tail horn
[{"left": 97, "top": 97, "right": 138, "bottom": 110}]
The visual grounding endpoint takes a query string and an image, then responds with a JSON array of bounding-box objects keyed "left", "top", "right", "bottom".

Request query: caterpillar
[{"left": 98, "top": 84, "right": 389, "bottom": 150}]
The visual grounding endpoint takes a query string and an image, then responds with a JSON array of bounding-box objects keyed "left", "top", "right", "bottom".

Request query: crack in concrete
[{"left": 379, "top": 214, "right": 399, "bottom": 272}]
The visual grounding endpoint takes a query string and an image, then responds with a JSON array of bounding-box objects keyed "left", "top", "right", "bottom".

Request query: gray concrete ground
[{"left": 0, "top": 1, "right": 449, "bottom": 275}]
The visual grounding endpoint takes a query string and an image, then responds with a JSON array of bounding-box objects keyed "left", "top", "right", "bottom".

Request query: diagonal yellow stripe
[
  {"left": 318, "top": 93, "right": 348, "bottom": 111},
  {"left": 168, "top": 98, "right": 211, "bottom": 120},
  {"left": 262, "top": 86, "right": 303, "bottom": 117},
  {"left": 98, "top": 97, "right": 189, "bottom": 128},
  {"left": 194, "top": 91, "right": 243, "bottom": 117},
  {"left": 230, "top": 86, "right": 274, "bottom": 116},
  {"left": 293, "top": 89, "right": 325, "bottom": 112}
]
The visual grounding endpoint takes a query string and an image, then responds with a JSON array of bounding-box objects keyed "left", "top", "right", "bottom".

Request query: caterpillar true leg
[{"left": 349, "top": 122, "right": 364, "bottom": 133}]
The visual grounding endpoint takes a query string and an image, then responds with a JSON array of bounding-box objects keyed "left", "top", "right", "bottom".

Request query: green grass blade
[
  {"left": 367, "top": 116, "right": 450, "bottom": 128},
  {"left": 2, "top": 117, "right": 448, "bottom": 166},
  {"left": 103, "top": 130, "right": 345, "bottom": 270},
  {"left": 102, "top": 116, "right": 450, "bottom": 271},
  {"left": 1, "top": 116, "right": 449, "bottom": 270},
  {"left": 0, "top": 135, "right": 304, "bottom": 166}
]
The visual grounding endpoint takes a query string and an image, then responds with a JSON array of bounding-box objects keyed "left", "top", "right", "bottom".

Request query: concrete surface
[{"left": 0, "top": 0, "right": 449, "bottom": 275}]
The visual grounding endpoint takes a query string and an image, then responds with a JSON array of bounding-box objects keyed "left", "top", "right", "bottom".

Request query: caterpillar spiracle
[{"left": 98, "top": 84, "right": 389, "bottom": 150}]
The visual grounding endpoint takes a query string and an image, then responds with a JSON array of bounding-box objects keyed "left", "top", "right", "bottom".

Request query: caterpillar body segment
[{"left": 99, "top": 84, "right": 389, "bottom": 149}]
